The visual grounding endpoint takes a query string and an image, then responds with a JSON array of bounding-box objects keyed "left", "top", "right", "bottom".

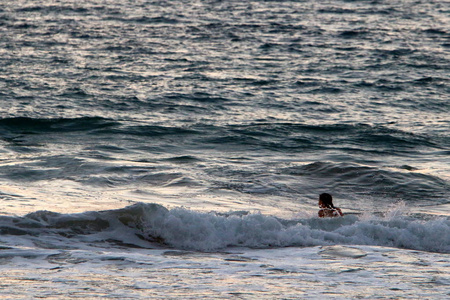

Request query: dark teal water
[{"left": 0, "top": 0, "right": 448, "bottom": 215}]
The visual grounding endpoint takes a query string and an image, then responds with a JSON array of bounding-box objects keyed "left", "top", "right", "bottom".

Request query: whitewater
[
  {"left": 0, "top": 0, "right": 449, "bottom": 298},
  {"left": 0, "top": 202, "right": 449, "bottom": 298}
]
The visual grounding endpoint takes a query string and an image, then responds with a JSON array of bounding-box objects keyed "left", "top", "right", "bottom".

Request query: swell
[
  {"left": 0, "top": 117, "right": 118, "bottom": 134},
  {"left": 0, "top": 118, "right": 446, "bottom": 151},
  {"left": 0, "top": 203, "right": 448, "bottom": 253},
  {"left": 284, "top": 162, "right": 449, "bottom": 204},
  {"left": 197, "top": 122, "right": 447, "bottom": 154}
]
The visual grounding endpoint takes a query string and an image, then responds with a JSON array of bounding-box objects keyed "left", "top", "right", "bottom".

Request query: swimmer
[{"left": 318, "top": 193, "right": 343, "bottom": 218}]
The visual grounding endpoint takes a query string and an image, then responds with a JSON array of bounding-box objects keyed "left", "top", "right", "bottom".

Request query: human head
[{"left": 319, "top": 193, "right": 334, "bottom": 209}]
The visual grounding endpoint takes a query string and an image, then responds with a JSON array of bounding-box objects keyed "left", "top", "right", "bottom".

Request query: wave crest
[
  {"left": 2, "top": 203, "right": 448, "bottom": 253},
  {"left": 138, "top": 204, "right": 449, "bottom": 252}
]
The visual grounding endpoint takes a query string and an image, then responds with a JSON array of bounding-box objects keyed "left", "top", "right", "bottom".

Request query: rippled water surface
[{"left": 0, "top": 0, "right": 449, "bottom": 298}]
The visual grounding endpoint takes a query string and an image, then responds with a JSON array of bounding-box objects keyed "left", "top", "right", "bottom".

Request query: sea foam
[
  {"left": 4, "top": 203, "right": 447, "bottom": 254},
  {"left": 135, "top": 203, "right": 449, "bottom": 253}
]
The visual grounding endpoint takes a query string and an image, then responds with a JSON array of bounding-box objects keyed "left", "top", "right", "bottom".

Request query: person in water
[{"left": 318, "top": 193, "right": 343, "bottom": 218}]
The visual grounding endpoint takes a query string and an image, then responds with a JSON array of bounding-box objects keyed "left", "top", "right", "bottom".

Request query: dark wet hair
[{"left": 319, "top": 193, "right": 335, "bottom": 209}]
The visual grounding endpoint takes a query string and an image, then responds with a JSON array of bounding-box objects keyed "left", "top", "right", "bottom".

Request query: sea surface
[{"left": 0, "top": 0, "right": 449, "bottom": 298}]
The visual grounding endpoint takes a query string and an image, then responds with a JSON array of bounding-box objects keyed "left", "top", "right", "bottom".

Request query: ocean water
[{"left": 0, "top": 0, "right": 449, "bottom": 298}]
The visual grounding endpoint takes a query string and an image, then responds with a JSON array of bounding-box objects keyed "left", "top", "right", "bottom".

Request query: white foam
[
  {"left": 2, "top": 203, "right": 448, "bottom": 253},
  {"left": 138, "top": 204, "right": 450, "bottom": 253}
]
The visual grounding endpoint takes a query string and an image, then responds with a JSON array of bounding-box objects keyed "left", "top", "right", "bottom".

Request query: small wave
[
  {"left": 15, "top": 5, "right": 88, "bottom": 13},
  {"left": 284, "top": 161, "right": 449, "bottom": 203},
  {"left": 309, "top": 87, "right": 343, "bottom": 94},
  {"left": 422, "top": 28, "right": 448, "bottom": 35},
  {"left": 197, "top": 122, "right": 443, "bottom": 152},
  {"left": 128, "top": 16, "right": 180, "bottom": 24},
  {"left": 164, "top": 92, "right": 231, "bottom": 103},
  {"left": 339, "top": 30, "right": 369, "bottom": 39},
  {"left": 106, "top": 125, "right": 201, "bottom": 137},
  {"left": 162, "top": 155, "right": 202, "bottom": 164},
  {"left": 0, "top": 117, "right": 118, "bottom": 134},
  {"left": 1, "top": 203, "right": 448, "bottom": 253}
]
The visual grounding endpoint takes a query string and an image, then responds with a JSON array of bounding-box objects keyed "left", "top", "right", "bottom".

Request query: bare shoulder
[{"left": 318, "top": 208, "right": 343, "bottom": 218}]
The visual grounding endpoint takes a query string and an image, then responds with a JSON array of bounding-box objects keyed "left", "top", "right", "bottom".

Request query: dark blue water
[{"left": 0, "top": 0, "right": 448, "bottom": 216}]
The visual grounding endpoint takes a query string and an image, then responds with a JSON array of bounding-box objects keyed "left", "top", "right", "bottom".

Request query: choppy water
[{"left": 0, "top": 0, "right": 449, "bottom": 298}]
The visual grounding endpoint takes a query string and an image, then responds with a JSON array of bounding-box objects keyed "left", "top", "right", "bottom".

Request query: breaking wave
[{"left": 1, "top": 203, "right": 448, "bottom": 253}]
